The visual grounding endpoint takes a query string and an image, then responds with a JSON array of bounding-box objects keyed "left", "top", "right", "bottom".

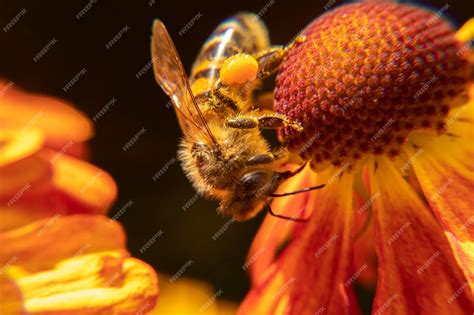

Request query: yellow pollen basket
[{"left": 220, "top": 54, "right": 258, "bottom": 85}]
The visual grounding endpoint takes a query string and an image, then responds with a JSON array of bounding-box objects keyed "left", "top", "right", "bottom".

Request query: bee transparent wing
[{"left": 151, "top": 20, "right": 217, "bottom": 144}]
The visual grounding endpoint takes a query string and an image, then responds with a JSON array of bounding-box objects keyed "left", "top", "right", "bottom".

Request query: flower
[
  {"left": 0, "top": 215, "right": 158, "bottom": 314},
  {"left": 0, "top": 80, "right": 116, "bottom": 232},
  {"left": 0, "top": 81, "right": 159, "bottom": 313},
  {"left": 239, "top": 3, "right": 473, "bottom": 314}
]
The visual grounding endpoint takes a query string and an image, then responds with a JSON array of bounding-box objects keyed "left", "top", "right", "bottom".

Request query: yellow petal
[
  {"left": 0, "top": 128, "right": 44, "bottom": 168},
  {"left": 455, "top": 18, "right": 474, "bottom": 42},
  {"left": 405, "top": 102, "right": 474, "bottom": 294}
]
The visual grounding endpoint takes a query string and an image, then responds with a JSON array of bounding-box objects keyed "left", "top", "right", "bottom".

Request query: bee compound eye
[{"left": 237, "top": 170, "right": 274, "bottom": 197}]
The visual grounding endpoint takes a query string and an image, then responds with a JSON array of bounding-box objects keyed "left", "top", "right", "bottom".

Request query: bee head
[{"left": 219, "top": 169, "right": 282, "bottom": 221}]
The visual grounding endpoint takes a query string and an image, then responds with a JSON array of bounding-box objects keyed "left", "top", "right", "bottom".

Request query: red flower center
[{"left": 275, "top": 2, "right": 471, "bottom": 167}]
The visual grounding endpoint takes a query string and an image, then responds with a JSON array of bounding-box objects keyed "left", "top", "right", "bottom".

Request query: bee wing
[{"left": 151, "top": 20, "right": 217, "bottom": 144}]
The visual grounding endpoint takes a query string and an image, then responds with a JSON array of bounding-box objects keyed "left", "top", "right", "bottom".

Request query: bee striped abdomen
[{"left": 190, "top": 13, "right": 270, "bottom": 97}]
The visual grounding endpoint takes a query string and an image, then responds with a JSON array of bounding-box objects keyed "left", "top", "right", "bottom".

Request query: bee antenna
[
  {"left": 269, "top": 184, "right": 325, "bottom": 197},
  {"left": 264, "top": 203, "right": 308, "bottom": 222}
]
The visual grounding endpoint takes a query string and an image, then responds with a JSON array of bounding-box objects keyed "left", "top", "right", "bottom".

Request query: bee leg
[
  {"left": 246, "top": 153, "right": 275, "bottom": 165},
  {"left": 257, "top": 115, "right": 303, "bottom": 132},
  {"left": 246, "top": 148, "right": 289, "bottom": 166},
  {"left": 255, "top": 35, "right": 306, "bottom": 79},
  {"left": 226, "top": 114, "right": 303, "bottom": 132}
]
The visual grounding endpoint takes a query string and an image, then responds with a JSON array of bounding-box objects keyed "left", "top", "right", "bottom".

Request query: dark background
[{"left": 0, "top": 0, "right": 471, "bottom": 311}]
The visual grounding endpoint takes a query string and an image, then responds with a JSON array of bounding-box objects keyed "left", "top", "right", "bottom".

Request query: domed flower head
[{"left": 240, "top": 2, "right": 473, "bottom": 314}]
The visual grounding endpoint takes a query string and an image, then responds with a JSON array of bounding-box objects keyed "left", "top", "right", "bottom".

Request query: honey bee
[{"left": 151, "top": 13, "right": 324, "bottom": 221}]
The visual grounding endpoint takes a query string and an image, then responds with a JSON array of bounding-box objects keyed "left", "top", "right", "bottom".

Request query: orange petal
[
  {"left": 0, "top": 152, "right": 52, "bottom": 200},
  {"left": 239, "top": 170, "right": 356, "bottom": 315},
  {"left": 0, "top": 183, "right": 111, "bottom": 233},
  {"left": 0, "top": 150, "right": 116, "bottom": 232},
  {"left": 352, "top": 191, "right": 377, "bottom": 289},
  {"left": 369, "top": 157, "right": 472, "bottom": 314},
  {"left": 0, "top": 275, "right": 25, "bottom": 314},
  {"left": 42, "top": 149, "right": 117, "bottom": 214},
  {"left": 0, "top": 215, "right": 125, "bottom": 272},
  {"left": 0, "top": 81, "right": 93, "bottom": 151},
  {"left": 246, "top": 166, "right": 312, "bottom": 286}
]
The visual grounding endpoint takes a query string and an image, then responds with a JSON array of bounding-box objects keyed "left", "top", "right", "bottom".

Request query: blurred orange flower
[
  {"left": 0, "top": 80, "right": 116, "bottom": 231},
  {"left": 0, "top": 215, "right": 158, "bottom": 314},
  {"left": 0, "top": 81, "right": 159, "bottom": 313}
]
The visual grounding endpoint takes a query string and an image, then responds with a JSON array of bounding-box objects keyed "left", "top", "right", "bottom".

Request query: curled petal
[
  {"left": 42, "top": 150, "right": 117, "bottom": 215},
  {"left": 369, "top": 157, "right": 472, "bottom": 314},
  {"left": 239, "top": 170, "right": 356, "bottom": 315}
]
